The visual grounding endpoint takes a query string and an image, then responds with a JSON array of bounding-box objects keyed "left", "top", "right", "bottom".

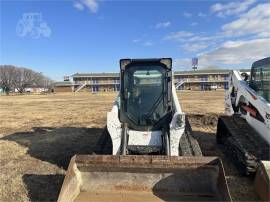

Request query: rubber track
[
  {"left": 179, "top": 118, "right": 202, "bottom": 156},
  {"left": 217, "top": 115, "right": 270, "bottom": 175}
]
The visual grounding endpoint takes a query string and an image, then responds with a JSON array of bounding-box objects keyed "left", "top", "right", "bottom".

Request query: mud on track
[{"left": 0, "top": 91, "right": 259, "bottom": 201}]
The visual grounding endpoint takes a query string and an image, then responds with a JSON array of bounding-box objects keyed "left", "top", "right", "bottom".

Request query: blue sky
[{"left": 1, "top": 0, "right": 270, "bottom": 81}]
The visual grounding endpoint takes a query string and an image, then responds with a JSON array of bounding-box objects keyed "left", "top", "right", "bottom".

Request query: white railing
[
  {"left": 175, "top": 79, "right": 186, "bottom": 90},
  {"left": 75, "top": 83, "right": 87, "bottom": 92}
]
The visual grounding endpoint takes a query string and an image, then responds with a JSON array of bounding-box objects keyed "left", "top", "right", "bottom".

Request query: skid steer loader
[
  {"left": 58, "top": 58, "right": 231, "bottom": 202},
  {"left": 216, "top": 57, "right": 270, "bottom": 200},
  {"left": 95, "top": 58, "right": 201, "bottom": 156}
]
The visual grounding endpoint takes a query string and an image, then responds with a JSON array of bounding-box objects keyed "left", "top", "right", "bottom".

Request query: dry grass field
[{"left": 0, "top": 91, "right": 259, "bottom": 201}]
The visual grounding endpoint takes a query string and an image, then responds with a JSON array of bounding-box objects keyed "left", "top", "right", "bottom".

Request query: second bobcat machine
[
  {"left": 216, "top": 57, "right": 270, "bottom": 200},
  {"left": 58, "top": 58, "right": 231, "bottom": 202}
]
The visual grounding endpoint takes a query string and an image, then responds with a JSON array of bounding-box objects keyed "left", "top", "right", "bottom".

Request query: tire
[{"left": 94, "top": 126, "right": 112, "bottom": 154}]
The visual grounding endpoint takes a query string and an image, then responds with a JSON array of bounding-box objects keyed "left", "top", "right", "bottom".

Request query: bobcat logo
[
  {"left": 16, "top": 13, "right": 51, "bottom": 39},
  {"left": 266, "top": 113, "right": 270, "bottom": 120}
]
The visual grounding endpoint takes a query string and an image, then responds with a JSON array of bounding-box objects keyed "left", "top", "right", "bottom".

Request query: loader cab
[
  {"left": 119, "top": 58, "right": 173, "bottom": 131},
  {"left": 250, "top": 57, "right": 270, "bottom": 102}
]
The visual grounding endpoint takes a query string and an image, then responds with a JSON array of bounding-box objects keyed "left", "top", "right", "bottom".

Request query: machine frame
[{"left": 101, "top": 58, "right": 199, "bottom": 156}]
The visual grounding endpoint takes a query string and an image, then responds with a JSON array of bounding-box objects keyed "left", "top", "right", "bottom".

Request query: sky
[{"left": 0, "top": 0, "right": 270, "bottom": 81}]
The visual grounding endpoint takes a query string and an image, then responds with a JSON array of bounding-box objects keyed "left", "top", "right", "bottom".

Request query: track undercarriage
[{"left": 217, "top": 115, "right": 270, "bottom": 175}]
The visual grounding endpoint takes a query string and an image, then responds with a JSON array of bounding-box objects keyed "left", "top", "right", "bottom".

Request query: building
[
  {"left": 53, "top": 69, "right": 247, "bottom": 92},
  {"left": 174, "top": 69, "right": 230, "bottom": 90},
  {"left": 53, "top": 81, "right": 74, "bottom": 92},
  {"left": 72, "top": 73, "right": 120, "bottom": 92}
]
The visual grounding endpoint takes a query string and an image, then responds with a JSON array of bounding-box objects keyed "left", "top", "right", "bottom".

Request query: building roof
[
  {"left": 174, "top": 69, "right": 231, "bottom": 75},
  {"left": 71, "top": 69, "right": 250, "bottom": 78},
  {"left": 72, "top": 70, "right": 231, "bottom": 77},
  {"left": 72, "top": 72, "right": 119, "bottom": 78},
  {"left": 174, "top": 68, "right": 250, "bottom": 75}
]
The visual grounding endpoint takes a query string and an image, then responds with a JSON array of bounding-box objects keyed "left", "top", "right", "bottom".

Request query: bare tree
[
  {"left": 39, "top": 75, "right": 54, "bottom": 90},
  {"left": 13, "top": 68, "right": 39, "bottom": 93},
  {"left": 0, "top": 65, "right": 17, "bottom": 95},
  {"left": 0, "top": 65, "right": 53, "bottom": 94}
]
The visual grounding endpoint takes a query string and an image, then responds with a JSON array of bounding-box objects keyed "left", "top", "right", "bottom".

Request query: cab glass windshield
[
  {"left": 124, "top": 65, "right": 168, "bottom": 126},
  {"left": 250, "top": 64, "right": 270, "bottom": 102}
]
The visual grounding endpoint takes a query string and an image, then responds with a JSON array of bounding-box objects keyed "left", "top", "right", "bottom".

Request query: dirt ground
[{"left": 0, "top": 91, "right": 259, "bottom": 201}]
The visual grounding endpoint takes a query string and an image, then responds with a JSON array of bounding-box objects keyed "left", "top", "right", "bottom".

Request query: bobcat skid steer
[
  {"left": 216, "top": 57, "right": 270, "bottom": 200},
  {"left": 58, "top": 58, "right": 231, "bottom": 202}
]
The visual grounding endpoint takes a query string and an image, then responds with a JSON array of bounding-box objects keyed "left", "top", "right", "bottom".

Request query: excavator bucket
[
  {"left": 58, "top": 155, "right": 231, "bottom": 202},
  {"left": 254, "top": 161, "right": 270, "bottom": 201}
]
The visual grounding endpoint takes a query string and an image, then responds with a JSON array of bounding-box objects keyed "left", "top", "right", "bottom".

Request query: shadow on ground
[
  {"left": 23, "top": 174, "right": 64, "bottom": 201},
  {"left": 2, "top": 126, "right": 259, "bottom": 201},
  {"left": 193, "top": 130, "right": 259, "bottom": 201},
  {"left": 193, "top": 130, "right": 238, "bottom": 175},
  {"left": 2, "top": 126, "right": 103, "bottom": 201},
  {"left": 192, "top": 131, "right": 219, "bottom": 156},
  {"left": 2, "top": 127, "right": 103, "bottom": 169}
]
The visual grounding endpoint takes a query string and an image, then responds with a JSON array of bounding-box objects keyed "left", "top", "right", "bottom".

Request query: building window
[
  {"left": 200, "top": 84, "right": 205, "bottom": 91},
  {"left": 201, "top": 76, "right": 208, "bottom": 81}
]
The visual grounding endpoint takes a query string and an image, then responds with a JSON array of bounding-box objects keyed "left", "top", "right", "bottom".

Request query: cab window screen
[
  {"left": 124, "top": 66, "right": 167, "bottom": 126},
  {"left": 251, "top": 64, "right": 270, "bottom": 102}
]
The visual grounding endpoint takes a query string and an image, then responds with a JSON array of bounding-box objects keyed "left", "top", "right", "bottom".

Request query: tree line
[{"left": 0, "top": 65, "right": 53, "bottom": 94}]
